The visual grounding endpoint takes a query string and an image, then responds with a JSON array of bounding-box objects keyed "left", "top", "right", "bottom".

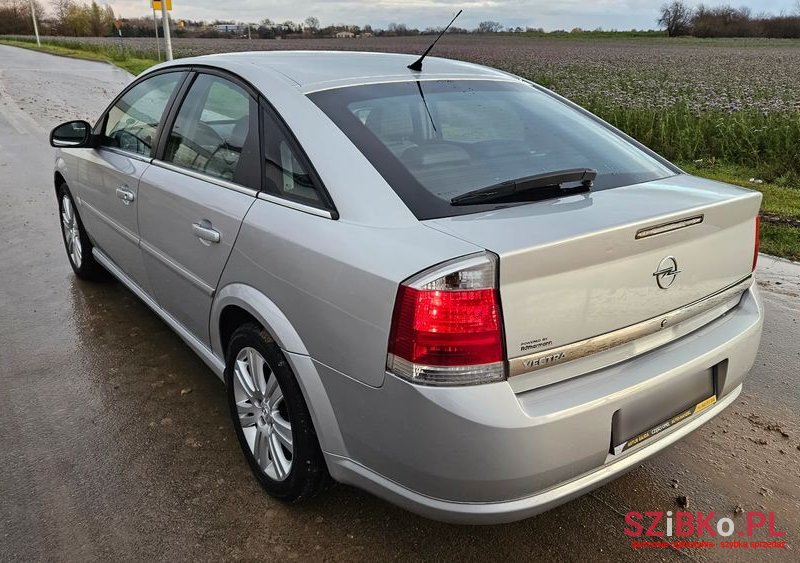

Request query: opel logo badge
[{"left": 653, "top": 256, "right": 680, "bottom": 289}]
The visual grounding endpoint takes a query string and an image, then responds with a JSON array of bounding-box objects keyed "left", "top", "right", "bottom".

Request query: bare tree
[
  {"left": 476, "top": 20, "right": 503, "bottom": 33},
  {"left": 51, "top": 0, "right": 74, "bottom": 34},
  {"left": 658, "top": 0, "right": 693, "bottom": 36},
  {"left": 304, "top": 16, "right": 319, "bottom": 32},
  {"left": 387, "top": 22, "right": 409, "bottom": 34},
  {"left": 0, "top": 0, "right": 46, "bottom": 34},
  {"left": 88, "top": 1, "right": 103, "bottom": 36}
]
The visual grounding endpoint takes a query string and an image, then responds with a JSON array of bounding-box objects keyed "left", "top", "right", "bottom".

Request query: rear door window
[{"left": 163, "top": 74, "right": 260, "bottom": 189}]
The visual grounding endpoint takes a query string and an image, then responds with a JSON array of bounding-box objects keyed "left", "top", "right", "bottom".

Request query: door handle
[
  {"left": 115, "top": 187, "right": 135, "bottom": 205},
  {"left": 192, "top": 220, "right": 221, "bottom": 244}
]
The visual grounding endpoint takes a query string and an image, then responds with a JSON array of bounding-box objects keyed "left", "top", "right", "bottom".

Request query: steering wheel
[
  {"left": 114, "top": 128, "right": 151, "bottom": 153},
  {"left": 174, "top": 122, "right": 225, "bottom": 169},
  {"left": 193, "top": 122, "right": 225, "bottom": 147},
  {"left": 204, "top": 143, "right": 239, "bottom": 180}
]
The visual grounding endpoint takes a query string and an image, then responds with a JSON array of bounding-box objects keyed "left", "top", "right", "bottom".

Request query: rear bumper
[
  {"left": 316, "top": 285, "right": 764, "bottom": 524},
  {"left": 327, "top": 386, "right": 741, "bottom": 524}
]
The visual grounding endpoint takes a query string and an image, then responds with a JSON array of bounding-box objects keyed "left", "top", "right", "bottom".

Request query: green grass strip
[{"left": 0, "top": 38, "right": 158, "bottom": 75}]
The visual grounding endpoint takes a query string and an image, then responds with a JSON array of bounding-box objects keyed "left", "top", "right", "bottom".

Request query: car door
[
  {"left": 76, "top": 71, "right": 187, "bottom": 293},
  {"left": 137, "top": 72, "right": 260, "bottom": 344}
]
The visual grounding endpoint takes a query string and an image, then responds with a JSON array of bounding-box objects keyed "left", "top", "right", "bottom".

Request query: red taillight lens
[
  {"left": 386, "top": 252, "right": 506, "bottom": 386},
  {"left": 388, "top": 286, "right": 504, "bottom": 366},
  {"left": 753, "top": 215, "right": 760, "bottom": 271}
]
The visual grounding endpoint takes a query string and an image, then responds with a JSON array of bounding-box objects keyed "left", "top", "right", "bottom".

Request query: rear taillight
[
  {"left": 386, "top": 252, "right": 506, "bottom": 386},
  {"left": 753, "top": 216, "right": 760, "bottom": 271}
]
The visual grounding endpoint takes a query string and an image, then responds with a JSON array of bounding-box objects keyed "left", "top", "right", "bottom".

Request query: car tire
[
  {"left": 225, "top": 323, "right": 332, "bottom": 501},
  {"left": 57, "top": 183, "right": 107, "bottom": 281}
]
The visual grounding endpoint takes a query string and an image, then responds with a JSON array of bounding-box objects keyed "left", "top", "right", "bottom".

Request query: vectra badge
[
  {"left": 522, "top": 352, "right": 566, "bottom": 369},
  {"left": 653, "top": 256, "right": 680, "bottom": 289}
]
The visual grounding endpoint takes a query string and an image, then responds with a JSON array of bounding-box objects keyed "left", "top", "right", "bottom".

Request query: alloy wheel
[
  {"left": 232, "top": 346, "right": 293, "bottom": 481},
  {"left": 61, "top": 195, "right": 82, "bottom": 269}
]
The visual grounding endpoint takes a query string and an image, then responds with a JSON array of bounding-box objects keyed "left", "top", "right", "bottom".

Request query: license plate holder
[{"left": 608, "top": 366, "right": 718, "bottom": 458}]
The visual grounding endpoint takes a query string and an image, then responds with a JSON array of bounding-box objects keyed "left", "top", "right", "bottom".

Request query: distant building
[
  {"left": 335, "top": 31, "right": 355, "bottom": 38},
  {"left": 216, "top": 23, "right": 248, "bottom": 34}
]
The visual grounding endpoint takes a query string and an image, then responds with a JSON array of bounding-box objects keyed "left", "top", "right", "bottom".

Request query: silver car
[{"left": 50, "top": 51, "right": 763, "bottom": 524}]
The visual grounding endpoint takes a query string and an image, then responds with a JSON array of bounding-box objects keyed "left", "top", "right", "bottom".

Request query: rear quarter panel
[{"left": 218, "top": 200, "right": 480, "bottom": 387}]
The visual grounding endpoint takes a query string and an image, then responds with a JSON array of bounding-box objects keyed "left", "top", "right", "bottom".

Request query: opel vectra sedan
[{"left": 50, "top": 51, "right": 763, "bottom": 523}]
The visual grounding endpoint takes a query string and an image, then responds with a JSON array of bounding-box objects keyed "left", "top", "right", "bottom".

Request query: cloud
[{"left": 108, "top": 0, "right": 799, "bottom": 31}]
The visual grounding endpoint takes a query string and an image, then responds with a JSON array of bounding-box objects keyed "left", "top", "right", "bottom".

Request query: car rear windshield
[{"left": 308, "top": 80, "right": 677, "bottom": 220}]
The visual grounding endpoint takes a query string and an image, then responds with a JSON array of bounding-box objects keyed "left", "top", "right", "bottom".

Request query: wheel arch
[
  {"left": 54, "top": 170, "right": 66, "bottom": 192},
  {"left": 211, "top": 283, "right": 346, "bottom": 456},
  {"left": 211, "top": 283, "right": 309, "bottom": 359},
  {"left": 54, "top": 154, "right": 70, "bottom": 194}
]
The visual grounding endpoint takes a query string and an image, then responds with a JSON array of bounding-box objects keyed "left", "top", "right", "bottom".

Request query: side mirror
[{"left": 50, "top": 120, "right": 94, "bottom": 148}]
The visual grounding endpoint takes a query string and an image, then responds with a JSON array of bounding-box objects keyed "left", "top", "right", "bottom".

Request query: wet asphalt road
[{"left": 1, "top": 45, "right": 799, "bottom": 562}]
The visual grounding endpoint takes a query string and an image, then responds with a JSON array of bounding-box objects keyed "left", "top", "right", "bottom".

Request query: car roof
[{"left": 164, "top": 50, "right": 516, "bottom": 93}]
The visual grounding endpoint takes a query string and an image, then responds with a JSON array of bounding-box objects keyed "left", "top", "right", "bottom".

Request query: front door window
[{"left": 102, "top": 72, "right": 185, "bottom": 156}]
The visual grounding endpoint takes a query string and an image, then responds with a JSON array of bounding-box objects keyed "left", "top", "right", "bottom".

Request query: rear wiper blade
[{"left": 450, "top": 168, "right": 597, "bottom": 206}]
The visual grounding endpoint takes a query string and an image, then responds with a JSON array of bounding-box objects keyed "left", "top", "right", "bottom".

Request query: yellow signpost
[{"left": 151, "top": 0, "right": 173, "bottom": 60}]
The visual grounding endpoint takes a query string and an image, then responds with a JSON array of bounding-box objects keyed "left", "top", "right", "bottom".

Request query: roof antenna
[
  {"left": 407, "top": 9, "right": 462, "bottom": 72},
  {"left": 416, "top": 81, "right": 437, "bottom": 132}
]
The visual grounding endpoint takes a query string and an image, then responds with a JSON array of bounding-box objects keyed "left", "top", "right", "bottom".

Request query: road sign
[
  {"left": 159, "top": 0, "right": 173, "bottom": 61},
  {"left": 151, "top": 0, "right": 172, "bottom": 11}
]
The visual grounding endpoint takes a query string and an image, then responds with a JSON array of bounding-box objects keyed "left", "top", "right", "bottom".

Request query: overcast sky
[{"left": 110, "top": 0, "right": 800, "bottom": 30}]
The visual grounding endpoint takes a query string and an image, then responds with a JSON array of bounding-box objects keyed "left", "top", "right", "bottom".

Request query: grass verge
[
  {"left": 759, "top": 223, "right": 800, "bottom": 262},
  {"left": 0, "top": 38, "right": 158, "bottom": 75},
  {"left": 682, "top": 161, "right": 800, "bottom": 261},
  {"left": 588, "top": 102, "right": 800, "bottom": 183},
  {"left": 682, "top": 161, "right": 800, "bottom": 219}
]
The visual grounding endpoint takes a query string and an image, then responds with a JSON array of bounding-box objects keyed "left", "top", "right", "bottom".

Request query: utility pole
[
  {"left": 152, "top": 7, "right": 161, "bottom": 61},
  {"left": 29, "top": 0, "right": 41, "bottom": 46},
  {"left": 160, "top": 1, "right": 173, "bottom": 61}
]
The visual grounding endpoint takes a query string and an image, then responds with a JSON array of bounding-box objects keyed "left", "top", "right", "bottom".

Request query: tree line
[
  {"left": 0, "top": 3, "right": 546, "bottom": 39},
  {"left": 0, "top": 0, "right": 114, "bottom": 36},
  {"left": 3, "top": 0, "right": 800, "bottom": 39},
  {"left": 659, "top": 1, "right": 800, "bottom": 38}
]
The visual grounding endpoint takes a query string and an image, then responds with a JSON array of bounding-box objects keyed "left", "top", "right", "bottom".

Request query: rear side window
[
  {"left": 309, "top": 80, "right": 676, "bottom": 220},
  {"left": 262, "top": 108, "right": 323, "bottom": 206},
  {"left": 102, "top": 72, "right": 185, "bottom": 156},
  {"left": 164, "top": 74, "right": 260, "bottom": 189}
]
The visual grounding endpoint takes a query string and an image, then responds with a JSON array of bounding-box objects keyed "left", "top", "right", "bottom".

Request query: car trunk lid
[{"left": 424, "top": 174, "right": 761, "bottom": 378}]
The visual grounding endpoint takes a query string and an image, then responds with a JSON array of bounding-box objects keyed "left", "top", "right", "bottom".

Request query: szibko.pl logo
[{"left": 625, "top": 511, "right": 787, "bottom": 550}]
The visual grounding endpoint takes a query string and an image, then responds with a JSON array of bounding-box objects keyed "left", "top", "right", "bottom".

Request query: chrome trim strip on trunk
[
  {"left": 635, "top": 214, "right": 704, "bottom": 239},
  {"left": 508, "top": 274, "right": 753, "bottom": 378}
]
